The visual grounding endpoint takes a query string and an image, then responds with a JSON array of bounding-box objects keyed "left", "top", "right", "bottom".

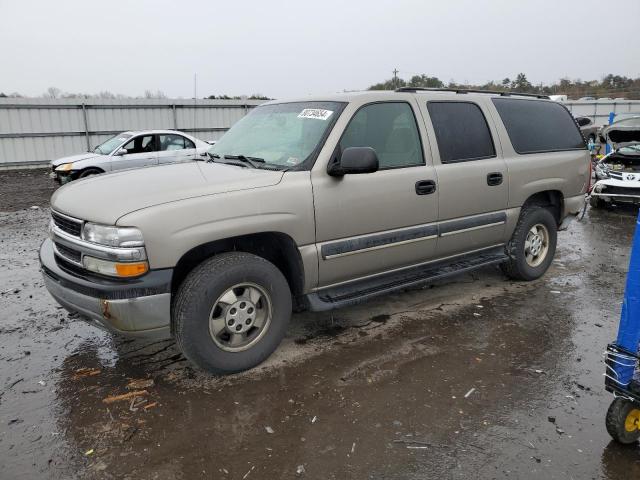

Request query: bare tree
[
  {"left": 44, "top": 86, "right": 62, "bottom": 99},
  {"left": 144, "top": 89, "right": 167, "bottom": 99}
]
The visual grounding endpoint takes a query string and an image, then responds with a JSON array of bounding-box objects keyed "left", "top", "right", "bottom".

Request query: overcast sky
[{"left": 1, "top": 0, "right": 639, "bottom": 99}]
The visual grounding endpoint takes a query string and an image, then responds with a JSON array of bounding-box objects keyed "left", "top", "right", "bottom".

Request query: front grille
[
  {"left": 602, "top": 185, "right": 640, "bottom": 196},
  {"left": 55, "top": 254, "right": 89, "bottom": 278},
  {"left": 54, "top": 242, "right": 82, "bottom": 263},
  {"left": 52, "top": 211, "right": 82, "bottom": 237}
]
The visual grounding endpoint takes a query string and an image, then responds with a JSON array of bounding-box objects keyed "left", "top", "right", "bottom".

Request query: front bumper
[
  {"left": 40, "top": 238, "right": 172, "bottom": 338},
  {"left": 50, "top": 169, "right": 74, "bottom": 184},
  {"left": 591, "top": 179, "right": 640, "bottom": 203}
]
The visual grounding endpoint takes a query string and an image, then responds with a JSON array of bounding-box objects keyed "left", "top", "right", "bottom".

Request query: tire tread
[{"left": 173, "top": 252, "right": 291, "bottom": 374}]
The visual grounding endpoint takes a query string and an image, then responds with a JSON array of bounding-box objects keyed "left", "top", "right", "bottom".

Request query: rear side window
[
  {"left": 427, "top": 102, "right": 496, "bottom": 163},
  {"left": 492, "top": 98, "right": 585, "bottom": 154}
]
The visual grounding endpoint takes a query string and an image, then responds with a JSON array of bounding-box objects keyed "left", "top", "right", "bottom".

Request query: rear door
[
  {"left": 418, "top": 99, "right": 508, "bottom": 258},
  {"left": 157, "top": 134, "right": 197, "bottom": 165},
  {"left": 110, "top": 134, "right": 159, "bottom": 171}
]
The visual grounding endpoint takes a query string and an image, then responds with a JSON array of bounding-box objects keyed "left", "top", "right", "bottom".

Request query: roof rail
[{"left": 395, "top": 87, "right": 549, "bottom": 99}]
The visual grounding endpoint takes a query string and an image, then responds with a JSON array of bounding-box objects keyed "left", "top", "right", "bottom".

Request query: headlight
[
  {"left": 83, "top": 223, "right": 144, "bottom": 247},
  {"left": 83, "top": 256, "right": 148, "bottom": 278},
  {"left": 595, "top": 164, "right": 610, "bottom": 179},
  {"left": 55, "top": 163, "right": 74, "bottom": 172}
]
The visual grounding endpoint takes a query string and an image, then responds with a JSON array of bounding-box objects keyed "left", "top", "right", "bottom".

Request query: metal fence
[
  {"left": 563, "top": 100, "right": 640, "bottom": 126},
  {"left": 0, "top": 98, "right": 265, "bottom": 167},
  {"left": 2, "top": 97, "right": 639, "bottom": 168}
]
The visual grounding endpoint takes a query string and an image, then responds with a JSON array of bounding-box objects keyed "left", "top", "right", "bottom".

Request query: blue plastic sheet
[{"left": 614, "top": 212, "right": 640, "bottom": 385}]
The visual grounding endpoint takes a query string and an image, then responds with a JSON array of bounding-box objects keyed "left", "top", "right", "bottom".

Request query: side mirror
[
  {"left": 114, "top": 148, "right": 127, "bottom": 156},
  {"left": 328, "top": 147, "right": 379, "bottom": 176}
]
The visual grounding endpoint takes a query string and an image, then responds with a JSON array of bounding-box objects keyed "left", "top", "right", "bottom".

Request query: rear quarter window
[{"left": 492, "top": 98, "right": 585, "bottom": 154}]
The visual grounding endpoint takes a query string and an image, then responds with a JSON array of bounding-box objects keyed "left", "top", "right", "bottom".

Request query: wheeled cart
[{"left": 604, "top": 213, "right": 640, "bottom": 444}]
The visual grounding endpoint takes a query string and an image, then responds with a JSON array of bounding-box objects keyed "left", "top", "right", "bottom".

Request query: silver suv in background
[
  {"left": 51, "top": 130, "right": 210, "bottom": 183},
  {"left": 40, "top": 89, "right": 589, "bottom": 374}
]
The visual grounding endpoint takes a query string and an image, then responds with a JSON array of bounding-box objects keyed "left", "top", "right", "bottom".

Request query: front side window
[
  {"left": 427, "top": 101, "right": 496, "bottom": 164},
  {"left": 340, "top": 102, "right": 424, "bottom": 169},
  {"left": 208, "top": 101, "right": 345, "bottom": 169},
  {"left": 122, "top": 135, "right": 156, "bottom": 154},
  {"left": 492, "top": 98, "right": 585, "bottom": 154}
]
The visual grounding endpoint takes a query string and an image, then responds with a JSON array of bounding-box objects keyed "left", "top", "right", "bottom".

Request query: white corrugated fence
[
  {"left": 563, "top": 99, "right": 640, "bottom": 126},
  {"left": 0, "top": 98, "right": 265, "bottom": 167},
  {"left": 2, "top": 96, "right": 640, "bottom": 168}
]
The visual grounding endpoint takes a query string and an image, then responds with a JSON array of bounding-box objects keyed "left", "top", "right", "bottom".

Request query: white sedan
[
  {"left": 591, "top": 117, "right": 640, "bottom": 208},
  {"left": 51, "top": 130, "right": 211, "bottom": 183}
]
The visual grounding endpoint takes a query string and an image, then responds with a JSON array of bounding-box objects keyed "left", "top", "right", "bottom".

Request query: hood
[
  {"left": 603, "top": 117, "right": 640, "bottom": 147},
  {"left": 51, "top": 152, "right": 104, "bottom": 167},
  {"left": 51, "top": 162, "right": 284, "bottom": 225}
]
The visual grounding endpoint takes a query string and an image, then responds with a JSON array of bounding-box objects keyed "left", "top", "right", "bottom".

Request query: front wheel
[
  {"left": 173, "top": 252, "right": 292, "bottom": 374},
  {"left": 78, "top": 168, "right": 103, "bottom": 179},
  {"left": 590, "top": 195, "right": 605, "bottom": 209},
  {"left": 606, "top": 398, "right": 640, "bottom": 444},
  {"left": 502, "top": 206, "right": 557, "bottom": 281}
]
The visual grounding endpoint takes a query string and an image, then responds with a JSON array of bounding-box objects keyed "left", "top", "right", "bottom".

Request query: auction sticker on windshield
[{"left": 298, "top": 109, "right": 333, "bottom": 120}]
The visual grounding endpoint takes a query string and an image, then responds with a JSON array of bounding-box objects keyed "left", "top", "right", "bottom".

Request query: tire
[
  {"left": 606, "top": 398, "right": 640, "bottom": 444},
  {"left": 78, "top": 168, "right": 103, "bottom": 178},
  {"left": 173, "top": 252, "right": 292, "bottom": 374},
  {"left": 590, "top": 195, "right": 605, "bottom": 209},
  {"left": 501, "top": 205, "right": 557, "bottom": 281}
]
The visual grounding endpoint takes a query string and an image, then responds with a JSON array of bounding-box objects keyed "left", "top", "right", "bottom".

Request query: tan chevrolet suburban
[{"left": 40, "top": 88, "right": 590, "bottom": 374}]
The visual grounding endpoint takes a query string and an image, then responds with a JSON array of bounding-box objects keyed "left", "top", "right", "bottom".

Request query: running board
[{"left": 305, "top": 247, "right": 508, "bottom": 312}]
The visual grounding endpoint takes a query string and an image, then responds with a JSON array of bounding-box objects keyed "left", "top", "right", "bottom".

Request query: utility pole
[
  {"left": 193, "top": 73, "right": 197, "bottom": 134},
  {"left": 393, "top": 68, "right": 399, "bottom": 89}
]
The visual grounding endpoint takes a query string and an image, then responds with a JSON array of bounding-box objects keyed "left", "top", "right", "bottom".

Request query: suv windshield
[
  {"left": 94, "top": 133, "right": 133, "bottom": 155},
  {"left": 208, "top": 101, "right": 344, "bottom": 169}
]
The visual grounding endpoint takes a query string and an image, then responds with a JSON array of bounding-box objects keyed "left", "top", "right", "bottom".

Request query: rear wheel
[
  {"left": 502, "top": 206, "right": 557, "bottom": 281},
  {"left": 173, "top": 252, "right": 292, "bottom": 374},
  {"left": 606, "top": 398, "right": 640, "bottom": 444}
]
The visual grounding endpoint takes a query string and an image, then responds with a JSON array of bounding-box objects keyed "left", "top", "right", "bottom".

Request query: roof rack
[{"left": 395, "top": 87, "right": 549, "bottom": 99}]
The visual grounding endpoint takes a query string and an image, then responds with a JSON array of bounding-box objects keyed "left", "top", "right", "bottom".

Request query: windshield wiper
[
  {"left": 207, "top": 153, "right": 265, "bottom": 169},
  {"left": 224, "top": 155, "right": 265, "bottom": 168}
]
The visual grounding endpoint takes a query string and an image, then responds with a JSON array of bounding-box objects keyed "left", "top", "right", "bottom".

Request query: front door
[
  {"left": 158, "top": 133, "right": 197, "bottom": 165},
  {"left": 110, "top": 134, "right": 159, "bottom": 171},
  {"left": 312, "top": 100, "right": 439, "bottom": 287},
  {"left": 418, "top": 99, "right": 508, "bottom": 258}
]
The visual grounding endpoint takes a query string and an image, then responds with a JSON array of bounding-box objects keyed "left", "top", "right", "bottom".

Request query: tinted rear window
[
  {"left": 427, "top": 102, "right": 496, "bottom": 163},
  {"left": 492, "top": 98, "right": 585, "bottom": 154}
]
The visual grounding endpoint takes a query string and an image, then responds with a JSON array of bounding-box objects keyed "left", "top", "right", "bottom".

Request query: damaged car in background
[
  {"left": 591, "top": 117, "right": 640, "bottom": 208},
  {"left": 51, "top": 130, "right": 210, "bottom": 183}
]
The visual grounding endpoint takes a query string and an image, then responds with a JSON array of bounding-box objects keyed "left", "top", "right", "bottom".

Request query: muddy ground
[{"left": 1, "top": 170, "right": 640, "bottom": 479}]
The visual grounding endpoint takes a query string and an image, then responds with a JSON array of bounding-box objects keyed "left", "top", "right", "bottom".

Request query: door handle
[
  {"left": 415, "top": 180, "right": 436, "bottom": 195},
  {"left": 487, "top": 172, "right": 503, "bottom": 186}
]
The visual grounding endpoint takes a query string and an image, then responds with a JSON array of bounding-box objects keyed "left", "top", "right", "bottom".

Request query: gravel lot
[{"left": 1, "top": 170, "right": 639, "bottom": 479}]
